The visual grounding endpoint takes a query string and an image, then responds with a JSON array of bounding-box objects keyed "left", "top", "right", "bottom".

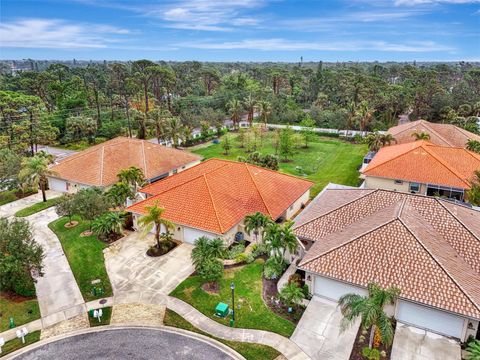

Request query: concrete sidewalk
[
  {"left": 167, "top": 296, "right": 310, "bottom": 360},
  {"left": 0, "top": 190, "right": 61, "bottom": 218}
]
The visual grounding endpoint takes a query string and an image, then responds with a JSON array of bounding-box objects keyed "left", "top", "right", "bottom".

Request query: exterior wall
[
  {"left": 168, "top": 159, "right": 202, "bottom": 176},
  {"left": 47, "top": 177, "right": 91, "bottom": 194},
  {"left": 364, "top": 176, "right": 427, "bottom": 195},
  {"left": 286, "top": 190, "right": 311, "bottom": 219}
]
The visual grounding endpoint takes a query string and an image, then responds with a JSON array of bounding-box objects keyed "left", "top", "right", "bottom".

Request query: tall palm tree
[
  {"left": 227, "top": 99, "right": 242, "bottom": 129},
  {"left": 137, "top": 201, "right": 174, "bottom": 250},
  {"left": 117, "top": 166, "right": 145, "bottom": 193},
  {"left": 258, "top": 100, "right": 272, "bottom": 129},
  {"left": 339, "top": 283, "right": 400, "bottom": 349},
  {"left": 19, "top": 155, "right": 56, "bottom": 202},
  {"left": 356, "top": 101, "right": 374, "bottom": 132},
  {"left": 168, "top": 116, "right": 184, "bottom": 147},
  {"left": 243, "top": 94, "right": 257, "bottom": 127},
  {"left": 244, "top": 212, "right": 271, "bottom": 242},
  {"left": 263, "top": 220, "right": 298, "bottom": 261},
  {"left": 411, "top": 131, "right": 430, "bottom": 141},
  {"left": 106, "top": 182, "right": 134, "bottom": 208}
]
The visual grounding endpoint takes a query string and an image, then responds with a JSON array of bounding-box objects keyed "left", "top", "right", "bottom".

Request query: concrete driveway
[
  {"left": 291, "top": 296, "right": 359, "bottom": 360},
  {"left": 105, "top": 232, "right": 194, "bottom": 305},
  {"left": 391, "top": 323, "right": 461, "bottom": 360}
]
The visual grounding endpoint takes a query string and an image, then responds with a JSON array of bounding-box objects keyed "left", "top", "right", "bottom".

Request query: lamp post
[{"left": 230, "top": 282, "right": 235, "bottom": 327}]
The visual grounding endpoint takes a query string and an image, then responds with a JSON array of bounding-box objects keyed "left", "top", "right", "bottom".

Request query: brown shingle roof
[
  {"left": 128, "top": 159, "right": 313, "bottom": 234},
  {"left": 388, "top": 119, "right": 480, "bottom": 148},
  {"left": 295, "top": 189, "right": 480, "bottom": 319},
  {"left": 50, "top": 137, "right": 201, "bottom": 187}
]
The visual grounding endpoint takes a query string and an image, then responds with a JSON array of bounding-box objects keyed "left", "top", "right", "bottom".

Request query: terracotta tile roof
[
  {"left": 388, "top": 119, "right": 480, "bottom": 148},
  {"left": 49, "top": 137, "right": 201, "bottom": 187},
  {"left": 362, "top": 141, "right": 480, "bottom": 189},
  {"left": 128, "top": 159, "right": 313, "bottom": 234},
  {"left": 295, "top": 189, "right": 480, "bottom": 319}
]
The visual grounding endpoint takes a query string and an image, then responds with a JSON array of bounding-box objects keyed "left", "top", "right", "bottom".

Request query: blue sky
[{"left": 0, "top": 0, "right": 479, "bottom": 61}]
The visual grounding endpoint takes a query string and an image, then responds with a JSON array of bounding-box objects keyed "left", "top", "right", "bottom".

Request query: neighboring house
[
  {"left": 361, "top": 141, "right": 480, "bottom": 201},
  {"left": 293, "top": 188, "right": 480, "bottom": 341},
  {"left": 127, "top": 158, "right": 313, "bottom": 244},
  {"left": 47, "top": 137, "right": 202, "bottom": 193},
  {"left": 387, "top": 119, "right": 480, "bottom": 148}
]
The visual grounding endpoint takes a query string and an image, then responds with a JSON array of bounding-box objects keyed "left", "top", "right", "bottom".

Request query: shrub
[
  {"left": 263, "top": 257, "right": 287, "bottom": 279},
  {"left": 13, "top": 272, "right": 36, "bottom": 297},
  {"left": 226, "top": 244, "right": 245, "bottom": 259},
  {"left": 245, "top": 253, "right": 255, "bottom": 263},
  {"left": 235, "top": 253, "right": 248, "bottom": 263},
  {"left": 251, "top": 243, "right": 268, "bottom": 258},
  {"left": 288, "top": 273, "right": 303, "bottom": 287},
  {"left": 279, "top": 283, "right": 305, "bottom": 307},
  {"left": 362, "top": 347, "right": 380, "bottom": 360}
]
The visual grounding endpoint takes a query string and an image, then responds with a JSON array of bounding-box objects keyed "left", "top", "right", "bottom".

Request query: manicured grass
[
  {"left": 48, "top": 216, "right": 113, "bottom": 302},
  {"left": 0, "top": 190, "right": 17, "bottom": 206},
  {"left": 164, "top": 309, "right": 280, "bottom": 360},
  {"left": 0, "top": 330, "right": 41, "bottom": 358},
  {"left": 192, "top": 132, "right": 367, "bottom": 197},
  {"left": 170, "top": 259, "right": 295, "bottom": 337},
  {"left": 0, "top": 293, "right": 40, "bottom": 332},
  {"left": 14, "top": 197, "right": 61, "bottom": 217},
  {"left": 88, "top": 307, "right": 112, "bottom": 327}
]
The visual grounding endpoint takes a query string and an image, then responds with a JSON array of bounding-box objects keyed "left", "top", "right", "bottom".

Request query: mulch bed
[
  {"left": 64, "top": 220, "right": 79, "bottom": 228},
  {"left": 80, "top": 230, "right": 93, "bottom": 237},
  {"left": 101, "top": 232, "right": 124, "bottom": 244},
  {"left": 146, "top": 240, "right": 180, "bottom": 257},
  {"left": 262, "top": 276, "right": 305, "bottom": 324},
  {"left": 0, "top": 291, "right": 35, "bottom": 303},
  {"left": 349, "top": 321, "right": 396, "bottom": 360}
]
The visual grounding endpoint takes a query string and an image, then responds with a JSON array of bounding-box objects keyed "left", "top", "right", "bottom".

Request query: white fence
[{"left": 264, "top": 123, "right": 385, "bottom": 137}]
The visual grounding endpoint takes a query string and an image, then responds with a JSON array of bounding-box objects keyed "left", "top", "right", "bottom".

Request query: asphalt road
[{"left": 12, "top": 328, "right": 236, "bottom": 360}]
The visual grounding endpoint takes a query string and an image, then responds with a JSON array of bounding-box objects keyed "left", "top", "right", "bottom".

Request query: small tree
[
  {"left": 299, "top": 116, "right": 316, "bottom": 148},
  {"left": 279, "top": 126, "right": 294, "bottom": 162},
  {"left": 137, "top": 201, "right": 174, "bottom": 251},
  {"left": 55, "top": 194, "right": 77, "bottom": 226},
  {"left": 237, "top": 128, "right": 247, "bottom": 148},
  {"left": 222, "top": 134, "right": 232, "bottom": 155},
  {"left": 197, "top": 258, "right": 223, "bottom": 290},
  {"left": 91, "top": 211, "right": 125, "bottom": 240},
  {"left": 19, "top": 154, "right": 57, "bottom": 202},
  {"left": 244, "top": 212, "right": 271, "bottom": 242},
  {"left": 72, "top": 188, "right": 110, "bottom": 228},
  {"left": 0, "top": 148, "right": 21, "bottom": 190},
  {"left": 279, "top": 283, "right": 305, "bottom": 307},
  {"left": 0, "top": 218, "right": 44, "bottom": 296},
  {"left": 191, "top": 236, "right": 225, "bottom": 289}
]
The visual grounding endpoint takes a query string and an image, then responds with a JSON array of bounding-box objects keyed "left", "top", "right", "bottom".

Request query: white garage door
[
  {"left": 314, "top": 276, "right": 367, "bottom": 301},
  {"left": 396, "top": 300, "right": 465, "bottom": 339},
  {"left": 183, "top": 227, "right": 216, "bottom": 244},
  {"left": 48, "top": 177, "right": 67, "bottom": 192}
]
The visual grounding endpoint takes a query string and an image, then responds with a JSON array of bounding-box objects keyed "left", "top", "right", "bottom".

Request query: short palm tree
[
  {"left": 263, "top": 220, "right": 298, "bottom": 261},
  {"left": 117, "top": 166, "right": 145, "bottom": 193},
  {"left": 191, "top": 236, "right": 226, "bottom": 269},
  {"left": 227, "top": 99, "right": 242, "bottom": 129},
  {"left": 244, "top": 212, "right": 271, "bottom": 242},
  {"left": 258, "top": 100, "right": 272, "bottom": 129},
  {"left": 91, "top": 211, "right": 125, "bottom": 240},
  {"left": 466, "top": 339, "right": 480, "bottom": 360},
  {"left": 411, "top": 131, "right": 430, "bottom": 141},
  {"left": 279, "top": 283, "right": 305, "bottom": 307},
  {"left": 107, "top": 182, "right": 134, "bottom": 208},
  {"left": 19, "top": 155, "right": 57, "bottom": 202},
  {"left": 379, "top": 133, "right": 396, "bottom": 147},
  {"left": 364, "top": 132, "right": 382, "bottom": 152},
  {"left": 137, "top": 201, "right": 174, "bottom": 250},
  {"left": 339, "top": 283, "right": 400, "bottom": 349},
  {"left": 467, "top": 139, "right": 480, "bottom": 154}
]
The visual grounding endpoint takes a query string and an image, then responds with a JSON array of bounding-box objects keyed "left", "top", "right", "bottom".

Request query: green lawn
[
  {"left": 0, "top": 293, "right": 40, "bottom": 332},
  {"left": 0, "top": 330, "right": 41, "bottom": 358},
  {"left": 48, "top": 216, "right": 112, "bottom": 302},
  {"left": 15, "top": 197, "right": 61, "bottom": 217},
  {"left": 170, "top": 259, "right": 295, "bottom": 337},
  {"left": 164, "top": 309, "right": 280, "bottom": 360},
  {"left": 192, "top": 132, "right": 367, "bottom": 197},
  {"left": 88, "top": 306, "right": 112, "bottom": 327}
]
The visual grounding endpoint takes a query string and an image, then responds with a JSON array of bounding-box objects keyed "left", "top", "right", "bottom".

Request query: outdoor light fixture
[{"left": 230, "top": 282, "right": 235, "bottom": 327}]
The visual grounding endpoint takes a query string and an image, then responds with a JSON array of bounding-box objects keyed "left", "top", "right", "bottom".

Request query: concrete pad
[
  {"left": 110, "top": 303, "right": 166, "bottom": 326},
  {"left": 291, "top": 296, "right": 359, "bottom": 360},
  {"left": 391, "top": 323, "right": 461, "bottom": 360},
  {"left": 0, "top": 190, "right": 61, "bottom": 218}
]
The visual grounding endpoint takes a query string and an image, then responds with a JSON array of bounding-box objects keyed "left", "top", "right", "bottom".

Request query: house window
[
  {"left": 409, "top": 182, "right": 420, "bottom": 193},
  {"left": 394, "top": 180, "right": 403, "bottom": 185},
  {"left": 172, "top": 169, "right": 178, "bottom": 174}
]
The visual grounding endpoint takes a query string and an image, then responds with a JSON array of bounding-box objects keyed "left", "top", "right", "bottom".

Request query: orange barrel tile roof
[
  {"left": 362, "top": 141, "right": 480, "bottom": 189},
  {"left": 294, "top": 188, "right": 480, "bottom": 320},
  {"left": 128, "top": 158, "right": 314, "bottom": 234},
  {"left": 49, "top": 137, "right": 201, "bottom": 187},
  {"left": 387, "top": 119, "right": 480, "bottom": 148}
]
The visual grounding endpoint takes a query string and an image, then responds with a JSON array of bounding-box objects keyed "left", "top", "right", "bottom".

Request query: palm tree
[
  {"left": 191, "top": 236, "right": 226, "bottom": 269},
  {"left": 379, "top": 133, "right": 396, "bottom": 147},
  {"left": 411, "top": 131, "right": 430, "bottom": 141},
  {"left": 91, "top": 211, "right": 125, "bottom": 240},
  {"left": 258, "top": 100, "right": 272, "bottom": 129},
  {"left": 106, "top": 182, "right": 134, "bottom": 208},
  {"left": 467, "top": 139, "right": 480, "bottom": 154},
  {"left": 339, "top": 283, "right": 400, "bottom": 349},
  {"left": 168, "top": 116, "right": 184, "bottom": 147},
  {"left": 244, "top": 212, "right": 271, "bottom": 242},
  {"left": 466, "top": 339, "right": 480, "bottom": 360},
  {"left": 364, "top": 132, "right": 382, "bottom": 152},
  {"left": 263, "top": 220, "right": 298, "bottom": 261},
  {"left": 19, "top": 155, "right": 56, "bottom": 202},
  {"left": 356, "top": 101, "right": 374, "bottom": 132},
  {"left": 117, "top": 166, "right": 145, "bottom": 193},
  {"left": 279, "top": 283, "right": 305, "bottom": 307},
  {"left": 137, "top": 201, "right": 174, "bottom": 250},
  {"left": 243, "top": 94, "right": 257, "bottom": 127},
  {"left": 227, "top": 99, "right": 242, "bottom": 129},
  {"left": 467, "top": 170, "right": 480, "bottom": 206}
]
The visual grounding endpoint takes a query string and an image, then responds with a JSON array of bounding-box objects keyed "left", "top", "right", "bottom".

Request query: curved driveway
[{"left": 11, "top": 327, "right": 241, "bottom": 360}]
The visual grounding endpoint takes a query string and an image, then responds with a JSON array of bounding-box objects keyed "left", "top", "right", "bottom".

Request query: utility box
[{"left": 215, "top": 302, "right": 229, "bottom": 318}]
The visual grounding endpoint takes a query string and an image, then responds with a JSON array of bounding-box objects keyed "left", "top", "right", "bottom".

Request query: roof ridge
[
  {"left": 203, "top": 173, "right": 224, "bottom": 233},
  {"left": 141, "top": 140, "right": 148, "bottom": 176},
  {"left": 398, "top": 212, "right": 480, "bottom": 314},
  {"left": 99, "top": 144, "right": 105, "bottom": 186},
  {"left": 293, "top": 189, "right": 377, "bottom": 230},
  {"left": 362, "top": 142, "right": 424, "bottom": 173},
  {"left": 244, "top": 163, "right": 274, "bottom": 218},
  {"left": 420, "top": 121, "right": 454, "bottom": 146}
]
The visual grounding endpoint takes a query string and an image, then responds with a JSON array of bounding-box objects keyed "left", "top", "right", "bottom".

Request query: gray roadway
[{"left": 12, "top": 328, "right": 236, "bottom": 360}]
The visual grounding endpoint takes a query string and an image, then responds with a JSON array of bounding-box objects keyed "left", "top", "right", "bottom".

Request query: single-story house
[
  {"left": 47, "top": 137, "right": 202, "bottom": 193},
  {"left": 361, "top": 140, "right": 480, "bottom": 201},
  {"left": 293, "top": 188, "right": 480, "bottom": 341},
  {"left": 127, "top": 158, "right": 313, "bottom": 244},
  {"left": 387, "top": 119, "right": 480, "bottom": 148}
]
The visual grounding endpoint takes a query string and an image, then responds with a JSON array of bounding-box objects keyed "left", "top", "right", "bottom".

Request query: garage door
[
  {"left": 396, "top": 301, "right": 465, "bottom": 339},
  {"left": 183, "top": 227, "right": 216, "bottom": 244},
  {"left": 48, "top": 177, "right": 67, "bottom": 192},
  {"left": 314, "top": 276, "right": 367, "bottom": 301}
]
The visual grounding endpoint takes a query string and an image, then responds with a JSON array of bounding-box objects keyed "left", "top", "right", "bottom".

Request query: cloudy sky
[{"left": 0, "top": 0, "right": 479, "bottom": 61}]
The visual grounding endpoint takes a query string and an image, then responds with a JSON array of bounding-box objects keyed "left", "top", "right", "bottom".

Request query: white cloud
[
  {"left": 0, "top": 18, "right": 131, "bottom": 48},
  {"left": 178, "top": 38, "right": 454, "bottom": 52}
]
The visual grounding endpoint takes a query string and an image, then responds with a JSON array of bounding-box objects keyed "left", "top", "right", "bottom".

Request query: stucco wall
[
  {"left": 286, "top": 189, "right": 311, "bottom": 219},
  {"left": 364, "top": 176, "right": 427, "bottom": 195},
  {"left": 47, "top": 177, "right": 92, "bottom": 194}
]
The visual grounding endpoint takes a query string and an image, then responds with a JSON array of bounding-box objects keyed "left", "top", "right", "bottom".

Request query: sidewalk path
[
  {"left": 167, "top": 297, "right": 310, "bottom": 360},
  {"left": 0, "top": 190, "right": 61, "bottom": 218}
]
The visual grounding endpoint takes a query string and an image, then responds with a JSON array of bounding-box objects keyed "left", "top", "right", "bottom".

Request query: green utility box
[{"left": 215, "top": 302, "right": 229, "bottom": 318}]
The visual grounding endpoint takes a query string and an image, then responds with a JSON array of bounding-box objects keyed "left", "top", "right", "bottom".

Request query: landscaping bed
[
  {"left": 163, "top": 309, "right": 280, "bottom": 360},
  {"left": 0, "top": 292, "right": 40, "bottom": 332},
  {"left": 0, "top": 330, "right": 41, "bottom": 358},
  {"left": 146, "top": 239, "right": 180, "bottom": 257},
  {"left": 170, "top": 259, "right": 296, "bottom": 337},
  {"left": 48, "top": 216, "right": 113, "bottom": 301},
  {"left": 14, "top": 197, "right": 61, "bottom": 217},
  {"left": 349, "top": 322, "right": 396, "bottom": 360}
]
